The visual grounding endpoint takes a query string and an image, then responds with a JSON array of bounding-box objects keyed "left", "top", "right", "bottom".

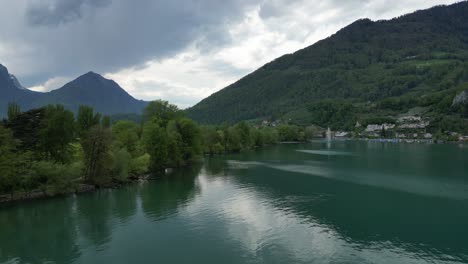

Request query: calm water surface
[{"left": 1, "top": 141, "right": 468, "bottom": 264}]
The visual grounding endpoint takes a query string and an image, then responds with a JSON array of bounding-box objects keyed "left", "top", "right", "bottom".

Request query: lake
[{"left": 1, "top": 141, "right": 467, "bottom": 264}]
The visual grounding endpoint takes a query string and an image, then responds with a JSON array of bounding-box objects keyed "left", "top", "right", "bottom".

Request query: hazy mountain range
[{"left": 0, "top": 65, "right": 147, "bottom": 117}]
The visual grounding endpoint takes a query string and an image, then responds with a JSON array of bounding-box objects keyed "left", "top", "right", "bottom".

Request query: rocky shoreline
[{"left": 0, "top": 175, "right": 150, "bottom": 205}]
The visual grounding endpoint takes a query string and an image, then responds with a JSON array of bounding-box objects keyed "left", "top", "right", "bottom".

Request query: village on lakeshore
[{"left": 257, "top": 114, "right": 468, "bottom": 143}]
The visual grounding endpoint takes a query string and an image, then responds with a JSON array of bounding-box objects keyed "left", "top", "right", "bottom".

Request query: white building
[{"left": 365, "top": 123, "right": 395, "bottom": 132}]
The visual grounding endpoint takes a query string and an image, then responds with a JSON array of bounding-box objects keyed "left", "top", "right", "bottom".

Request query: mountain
[
  {"left": 0, "top": 64, "right": 41, "bottom": 116},
  {"left": 186, "top": 1, "right": 468, "bottom": 129},
  {"left": 32, "top": 72, "right": 147, "bottom": 114},
  {"left": 0, "top": 66, "right": 147, "bottom": 117},
  {"left": 10, "top": 74, "right": 27, "bottom": 90}
]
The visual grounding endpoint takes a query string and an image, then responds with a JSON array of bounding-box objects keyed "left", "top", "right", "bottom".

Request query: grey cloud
[
  {"left": 0, "top": 0, "right": 460, "bottom": 95},
  {"left": 1, "top": 0, "right": 261, "bottom": 86},
  {"left": 26, "top": 0, "right": 112, "bottom": 26},
  {"left": 130, "top": 79, "right": 200, "bottom": 108},
  {"left": 258, "top": 0, "right": 304, "bottom": 19}
]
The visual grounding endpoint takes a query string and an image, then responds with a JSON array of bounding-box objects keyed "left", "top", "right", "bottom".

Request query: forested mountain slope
[{"left": 187, "top": 1, "right": 468, "bottom": 131}]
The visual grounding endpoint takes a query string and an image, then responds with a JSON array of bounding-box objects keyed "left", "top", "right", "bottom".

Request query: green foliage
[
  {"left": 130, "top": 154, "right": 150, "bottom": 176},
  {"left": 277, "top": 124, "right": 303, "bottom": 142},
  {"left": 235, "top": 122, "right": 252, "bottom": 149},
  {"left": 77, "top": 105, "right": 101, "bottom": 138},
  {"left": 1, "top": 101, "right": 281, "bottom": 199},
  {"left": 201, "top": 126, "right": 223, "bottom": 154},
  {"left": 0, "top": 126, "right": 22, "bottom": 195},
  {"left": 39, "top": 105, "right": 75, "bottom": 163},
  {"left": 101, "top": 115, "right": 111, "bottom": 128},
  {"left": 81, "top": 125, "right": 113, "bottom": 185},
  {"left": 113, "top": 148, "right": 131, "bottom": 182},
  {"left": 200, "top": 123, "right": 282, "bottom": 154},
  {"left": 307, "top": 100, "right": 357, "bottom": 130},
  {"left": 112, "top": 120, "right": 140, "bottom": 155},
  {"left": 5, "top": 108, "right": 45, "bottom": 153},
  {"left": 226, "top": 127, "right": 242, "bottom": 153},
  {"left": 305, "top": 125, "right": 323, "bottom": 139},
  {"left": 142, "top": 121, "right": 168, "bottom": 172},
  {"left": 31, "top": 161, "right": 82, "bottom": 196},
  {"left": 7, "top": 102, "right": 20, "bottom": 121},
  {"left": 427, "top": 114, "right": 468, "bottom": 133},
  {"left": 110, "top": 113, "right": 143, "bottom": 124},
  {"left": 143, "top": 100, "right": 182, "bottom": 125},
  {"left": 174, "top": 118, "right": 202, "bottom": 162},
  {"left": 260, "top": 127, "right": 279, "bottom": 145},
  {"left": 166, "top": 120, "right": 184, "bottom": 167},
  {"left": 142, "top": 101, "right": 202, "bottom": 170}
]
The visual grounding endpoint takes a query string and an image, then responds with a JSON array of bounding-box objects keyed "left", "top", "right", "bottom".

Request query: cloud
[
  {"left": 28, "top": 76, "right": 71, "bottom": 92},
  {"left": 26, "top": 0, "right": 112, "bottom": 26},
  {"left": 0, "top": 0, "right": 262, "bottom": 85},
  {"left": 0, "top": 0, "right": 461, "bottom": 108},
  {"left": 105, "top": 48, "right": 243, "bottom": 108}
]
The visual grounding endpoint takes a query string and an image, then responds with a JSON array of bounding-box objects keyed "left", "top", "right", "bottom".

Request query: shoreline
[
  {"left": 0, "top": 175, "right": 150, "bottom": 205},
  {"left": 313, "top": 137, "right": 468, "bottom": 144},
  {"left": 2, "top": 138, "right": 465, "bottom": 206}
]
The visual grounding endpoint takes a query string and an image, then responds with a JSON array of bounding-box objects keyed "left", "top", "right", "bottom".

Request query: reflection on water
[
  {"left": 140, "top": 163, "right": 201, "bottom": 221},
  {"left": 226, "top": 159, "right": 468, "bottom": 200},
  {"left": 297, "top": 149, "right": 352, "bottom": 156},
  {"left": 0, "top": 198, "right": 81, "bottom": 263},
  {"left": 0, "top": 142, "right": 467, "bottom": 264}
]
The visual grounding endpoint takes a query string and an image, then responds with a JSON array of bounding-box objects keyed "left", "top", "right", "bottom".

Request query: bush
[
  {"left": 32, "top": 161, "right": 82, "bottom": 196},
  {"left": 113, "top": 148, "right": 131, "bottom": 182},
  {"left": 130, "top": 153, "right": 150, "bottom": 176}
]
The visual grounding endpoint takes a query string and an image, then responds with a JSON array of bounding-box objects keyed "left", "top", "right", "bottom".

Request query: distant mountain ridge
[
  {"left": 186, "top": 1, "right": 468, "bottom": 126},
  {"left": 0, "top": 65, "right": 147, "bottom": 117},
  {"left": 0, "top": 64, "right": 40, "bottom": 116}
]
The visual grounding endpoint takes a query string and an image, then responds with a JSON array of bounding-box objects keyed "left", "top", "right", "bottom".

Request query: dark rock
[{"left": 76, "top": 184, "right": 96, "bottom": 193}]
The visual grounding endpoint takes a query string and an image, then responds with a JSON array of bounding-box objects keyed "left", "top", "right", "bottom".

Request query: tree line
[
  {"left": 0, "top": 101, "right": 201, "bottom": 198},
  {"left": 0, "top": 101, "right": 310, "bottom": 199}
]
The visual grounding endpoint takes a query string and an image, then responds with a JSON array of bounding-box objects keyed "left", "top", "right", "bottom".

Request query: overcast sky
[{"left": 0, "top": 0, "right": 459, "bottom": 108}]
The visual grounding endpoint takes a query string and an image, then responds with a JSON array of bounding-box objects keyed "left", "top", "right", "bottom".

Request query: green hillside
[{"left": 187, "top": 2, "right": 468, "bottom": 132}]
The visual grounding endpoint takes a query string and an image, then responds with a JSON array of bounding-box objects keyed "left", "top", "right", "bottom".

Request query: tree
[
  {"left": 235, "top": 121, "right": 252, "bottom": 150},
  {"left": 305, "top": 125, "right": 322, "bottom": 140},
  {"left": 143, "top": 100, "right": 182, "bottom": 125},
  {"left": 277, "top": 124, "right": 301, "bottom": 142},
  {"left": 201, "top": 126, "right": 222, "bottom": 154},
  {"left": 31, "top": 160, "right": 82, "bottom": 195},
  {"left": 251, "top": 129, "right": 264, "bottom": 147},
  {"left": 260, "top": 127, "right": 279, "bottom": 145},
  {"left": 39, "top": 105, "right": 75, "bottom": 163},
  {"left": 102, "top": 116, "right": 111, "bottom": 128},
  {"left": 7, "top": 102, "right": 21, "bottom": 121},
  {"left": 142, "top": 121, "right": 168, "bottom": 172},
  {"left": 5, "top": 108, "right": 44, "bottom": 153},
  {"left": 130, "top": 154, "right": 150, "bottom": 175},
  {"left": 81, "top": 126, "right": 113, "bottom": 185},
  {"left": 226, "top": 127, "right": 241, "bottom": 152},
  {"left": 0, "top": 126, "right": 20, "bottom": 196},
  {"left": 175, "top": 118, "right": 202, "bottom": 162},
  {"left": 77, "top": 105, "right": 101, "bottom": 138},
  {"left": 112, "top": 120, "right": 140, "bottom": 155},
  {"left": 381, "top": 126, "right": 387, "bottom": 138},
  {"left": 113, "top": 148, "right": 131, "bottom": 182},
  {"left": 166, "top": 120, "right": 184, "bottom": 167}
]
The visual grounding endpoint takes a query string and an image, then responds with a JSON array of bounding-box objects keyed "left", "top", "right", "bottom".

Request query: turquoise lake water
[{"left": 1, "top": 141, "right": 467, "bottom": 264}]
